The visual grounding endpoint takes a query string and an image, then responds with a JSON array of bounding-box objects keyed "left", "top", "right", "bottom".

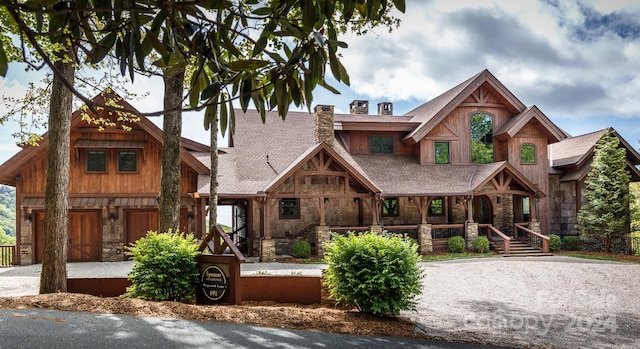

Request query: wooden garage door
[
  {"left": 126, "top": 210, "right": 159, "bottom": 246},
  {"left": 35, "top": 211, "right": 102, "bottom": 263}
]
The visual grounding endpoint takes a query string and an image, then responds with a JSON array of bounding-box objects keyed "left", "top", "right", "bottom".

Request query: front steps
[{"left": 490, "top": 238, "right": 552, "bottom": 256}]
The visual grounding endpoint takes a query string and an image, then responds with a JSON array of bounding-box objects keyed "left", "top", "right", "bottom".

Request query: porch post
[
  {"left": 369, "top": 195, "right": 382, "bottom": 233},
  {"left": 418, "top": 224, "right": 433, "bottom": 254},
  {"left": 465, "top": 222, "right": 479, "bottom": 250},
  {"left": 260, "top": 198, "right": 276, "bottom": 262},
  {"left": 315, "top": 225, "right": 331, "bottom": 257}
]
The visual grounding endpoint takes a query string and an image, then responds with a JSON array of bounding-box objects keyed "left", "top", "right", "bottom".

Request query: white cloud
[{"left": 334, "top": 0, "right": 640, "bottom": 127}]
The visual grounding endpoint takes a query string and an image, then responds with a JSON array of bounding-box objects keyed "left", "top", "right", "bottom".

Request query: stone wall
[{"left": 548, "top": 175, "right": 579, "bottom": 236}]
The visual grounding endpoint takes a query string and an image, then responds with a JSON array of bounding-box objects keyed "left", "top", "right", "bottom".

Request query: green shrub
[
  {"left": 472, "top": 236, "right": 490, "bottom": 253},
  {"left": 549, "top": 234, "right": 561, "bottom": 252},
  {"left": 292, "top": 240, "right": 311, "bottom": 258},
  {"left": 125, "top": 230, "right": 200, "bottom": 303},
  {"left": 323, "top": 232, "right": 424, "bottom": 316},
  {"left": 563, "top": 236, "right": 582, "bottom": 251},
  {"left": 448, "top": 236, "right": 466, "bottom": 253}
]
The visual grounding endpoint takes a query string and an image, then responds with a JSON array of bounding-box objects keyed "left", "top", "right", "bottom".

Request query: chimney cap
[
  {"left": 349, "top": 100, "right": 369, "bottom": 114},
  {"left": 377, "top": 102, "right": 393, "bottom": 116}
]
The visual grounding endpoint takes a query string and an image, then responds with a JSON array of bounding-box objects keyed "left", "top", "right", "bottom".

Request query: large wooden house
[
  {"left": 2, "top": 70, "right": 639, "bottom": 265},
  {"left": 216, "top": 69, "right": 640, "bottom": 261}
]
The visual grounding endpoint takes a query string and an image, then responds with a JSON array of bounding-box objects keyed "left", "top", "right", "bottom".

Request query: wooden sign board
[{"left": 196, "top": 225, "right": 245, "bottom": 305}]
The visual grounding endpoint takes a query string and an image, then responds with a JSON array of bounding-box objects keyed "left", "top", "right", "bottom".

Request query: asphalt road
[{"left": 0, "top": 308, "right": 506, "bottom": 349}]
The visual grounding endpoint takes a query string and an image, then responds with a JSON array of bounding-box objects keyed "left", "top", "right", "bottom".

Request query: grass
[
  {"left": 422, "top": 252, "right": 494, "bottom": 262},
  {"left": 557, "top": 251, "right": 640, "bottom": 263}
]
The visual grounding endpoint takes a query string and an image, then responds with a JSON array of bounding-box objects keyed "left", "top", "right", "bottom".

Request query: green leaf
[
  {"left": 228, "top": 59, "right": 270, "bottom": 71},
  {"left": 201, "top": 82, "right": 221, "bottom": 101},
  {"left": 0, "top": 43, "right": 7, "bottom": 77},
  {"left": 220, "top": 97, "right": 228, "bottom": 136},
  {"left": 240, "top": 78, "right": 252, "bottom": 112},
  {"left": 203, "top": 96, "right": 218, "bottom": 131},
  {"left": 90, "top": 32, "right": 118, "bottom": 64},
  {"left": 394, "top": 0, "right": 406, "bottom": 13}
]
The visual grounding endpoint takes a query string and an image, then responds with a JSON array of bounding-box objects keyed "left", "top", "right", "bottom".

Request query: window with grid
[
  {"left": 280, "top": 198, "right": 300, "bottom": 219},
  {"left": 369, "top": 136, "right": 394, "bottom": 154},
  {"left": 86, "top": 150, "right": 107, "bottom": 172}
]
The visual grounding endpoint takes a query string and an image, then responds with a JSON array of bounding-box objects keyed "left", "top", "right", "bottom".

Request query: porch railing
[
  {"left": 384, "top": 225, "right": 419, "bottom": 240},
  {"left": 483, "top": 224, "right": 511, "bottom": 255},
  {"left": 1, "top": 245, "right": 15, "bottom": 267},
  {"left": 515, "top": 223, "right": 549, "bottom": 253},
  {"left": 431, "top": 224, "right": 465, "bottom": 239}
]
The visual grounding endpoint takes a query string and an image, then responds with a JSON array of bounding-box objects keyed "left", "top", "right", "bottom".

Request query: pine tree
[{"left": 577, "top": 130, "right": 631, "bottom": 252}]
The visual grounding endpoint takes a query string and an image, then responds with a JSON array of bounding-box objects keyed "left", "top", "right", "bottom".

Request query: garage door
[
  {"left": 126, "top": 210, "right": 159, "bottom": 247},
  {"left": 35, "top": 211, "right": 102, "bottom": 263}
]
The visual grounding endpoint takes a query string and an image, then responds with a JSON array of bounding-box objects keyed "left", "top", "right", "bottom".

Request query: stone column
[
  {"left": 466, "top": 222, "right": 479, "bottom": 250},
  {"left": 260, "top": 239, "right": 276, "bottom": 262},
  {"left": 314, "top": 105, "right": 334, "bottom": 146},
  {"left": 315, "top": 225, "right": 331, "bottom": 257},
  {"left": 529, "top": 221, "right": 541, "bottom": 234},
  {"left": 418, "top": 224, "right": 433, "bottom": 254},
  {"left": 369, "top": 225, "right": 383, "bottom": 234}
]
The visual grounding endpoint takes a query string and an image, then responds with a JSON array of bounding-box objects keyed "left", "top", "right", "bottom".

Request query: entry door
[
  {"left": 126, "top": 210, "right": 159, "bottom": 246},
  {"left": 473, "top": 196, "right": 493, "bottom": 224},
  {"left": 35, "top": 211, "right": 102, "bottom": 263}
]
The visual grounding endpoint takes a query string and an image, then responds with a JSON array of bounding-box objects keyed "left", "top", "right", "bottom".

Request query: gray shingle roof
[{"left": 549, "top": 129, "right": 608, "bottom": 168}]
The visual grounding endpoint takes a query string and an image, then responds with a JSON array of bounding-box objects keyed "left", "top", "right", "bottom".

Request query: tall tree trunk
[
  {"left": 40, "top": 60, "right": 74, "bottom": 294},
  {"left": 158, "top": 70, "right": 184, "bottom": 233},
  {"left": 208, "top": 115, "right": 219, "bottom": 231}
]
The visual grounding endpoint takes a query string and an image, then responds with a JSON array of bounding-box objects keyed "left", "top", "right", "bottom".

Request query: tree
[
  {"left": 2, "top": 0, "right": 405, "bottom": 269},
  {"left": 577, "top": 130, "right": 631, "bottom": 253}
]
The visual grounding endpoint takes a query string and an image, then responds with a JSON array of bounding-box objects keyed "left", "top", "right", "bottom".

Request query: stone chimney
[
  {"left": 377, "top": 102, "right": 393, "bottom": 116},
  {"left": 349, "top": 100, "right": 369, "bottom": 114},
  {"left": 314, "top": 105, "right": 334, "bottom": 146}
]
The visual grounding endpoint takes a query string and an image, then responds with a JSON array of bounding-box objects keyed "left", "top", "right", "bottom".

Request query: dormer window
[{"left": 369, "top": 135, "right": 394, "bottom": 154}]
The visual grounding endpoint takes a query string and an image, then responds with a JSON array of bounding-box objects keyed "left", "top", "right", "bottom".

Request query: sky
[{"left": 1, "top": 0, "right": 640, "bottom": 224}]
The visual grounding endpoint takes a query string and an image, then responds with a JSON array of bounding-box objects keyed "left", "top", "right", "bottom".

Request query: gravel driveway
[
  {"left": 405, "top": 256, "right": 640, "bottom": 349},
  {"left": 1, "top": 256, "right": 638, "bottom": 348}
]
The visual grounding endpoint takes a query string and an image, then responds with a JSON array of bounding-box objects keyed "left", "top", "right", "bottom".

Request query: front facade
[
  {"left": 215, "top": 70, "right": 640, "bottom": 260},
  {"left": 2, "top": 70, "right": 639, "bottom": 265}
]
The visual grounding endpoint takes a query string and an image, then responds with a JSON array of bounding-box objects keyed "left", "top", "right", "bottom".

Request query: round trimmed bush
[
  {"left": 323, "top": 232, "right": 424, "bottom": 316},
  {"left": 292, "top": 240, "right": 311, "bottom": 258},
  {"left": 472, "top": 236, "right": 490, "bottom": 253},
  {"left": 549, "top": 234, "right": 561, "bottom": 252},
  {"left": 563, "top": 235, "right": 581, "bottom": 251},
  {"left": 448, "top": 236, "right": 466, "bottom": 253},
  {"left": 125, "top": 230, "right": 200, "bottom": 303}
]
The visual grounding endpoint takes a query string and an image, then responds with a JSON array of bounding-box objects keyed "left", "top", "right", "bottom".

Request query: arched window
[
  {"left": 470, "top": 113, "right": 493, "bottom": 163},
  {"left": 520, "top": 144, "right": 536, "bottom": 164}
]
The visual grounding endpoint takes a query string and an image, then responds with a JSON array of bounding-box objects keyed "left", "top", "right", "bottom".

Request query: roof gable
[
  {"left": 403, "top": 69, "right": 527, "bottom": 143},
  {"left": 263, "top": 142, "right": 379, "bottom": 194},
  {"left": 494, "top": 105, "right": 569, "bottom": 143}
]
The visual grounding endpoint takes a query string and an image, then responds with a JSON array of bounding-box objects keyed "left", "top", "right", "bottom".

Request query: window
[
  {"left": 434, "top": 142, "right": 450, "bottom": 164},
  {"left": 522, "top": 197, "right": 530, "bottom": 222},
  {"left": 429, "top": 197, "right": 444, "bottom": 216},
  {"left": 470, "top": 113, "right": 493, "bottom": 163},
  {"left": 381, "top": 197, "right": 399, "bottom": 217},
  {"left": 118, "top": 150, "right": 138, "bottom": 172},
  {"left": 369, "top": 135, "right": 394, "bottom": 154},
  {"left": 86, "top": 150, "right": 107, "bottom": 172},
  {"left": 520, "top": 144, "right": 536, "bottom": 164},
  {"left": 280, "top": 198, "right": 300, "bottom": 219}
]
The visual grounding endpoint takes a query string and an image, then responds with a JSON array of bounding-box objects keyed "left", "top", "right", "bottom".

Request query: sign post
[{"left": 196, "top": 225, "right": 245, "bottom": 305}]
